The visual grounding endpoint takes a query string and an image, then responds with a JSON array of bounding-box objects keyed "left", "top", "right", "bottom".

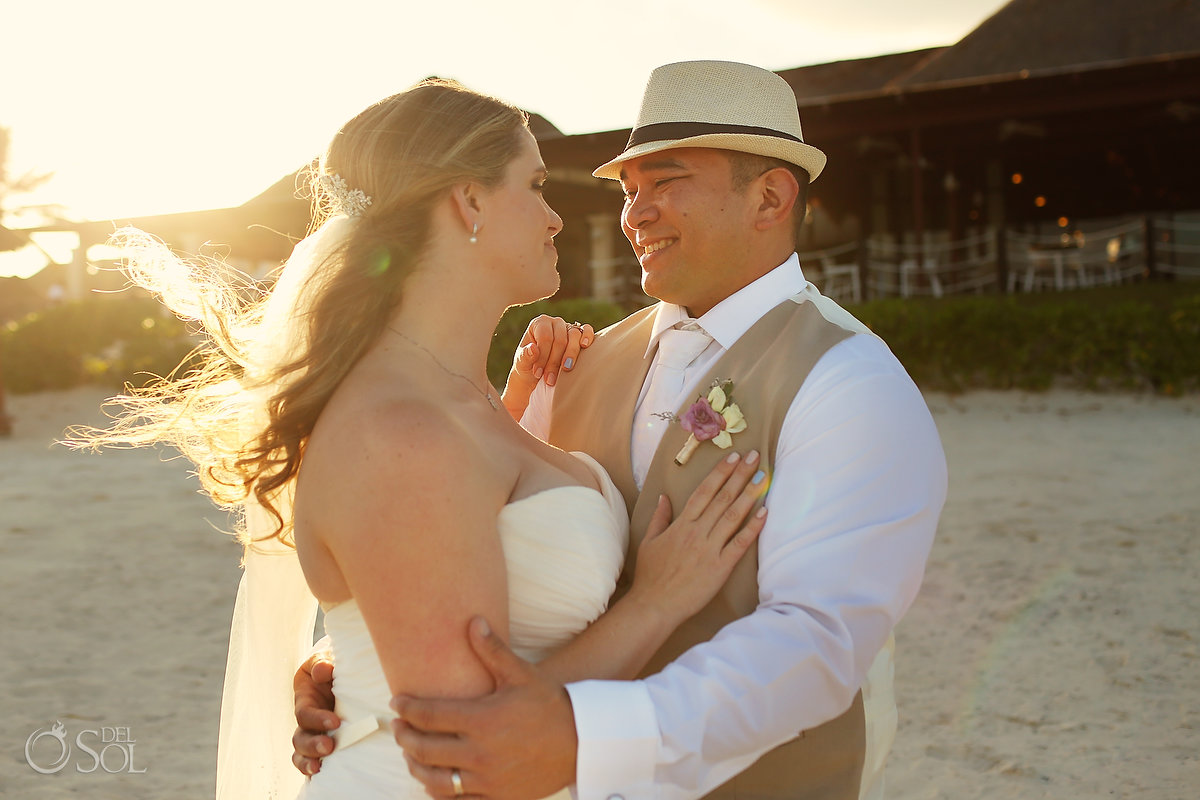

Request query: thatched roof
[
  {"left": 775, "top": 0, "right": 1200, "bottom": 108},
  {"left": 779, "top": 48, "right": 947, "bottom": 104},
  {"left": 901, "top": 0, "right": 1200, "bottom": 87},
  {"left": 528, "top": 112, "right": 564, "bottom": 141},
  {"left": 4, "top": 101, "right": 568, "bottom": 282},
  {"left": 0, "top": 223, "right": 27, "bottom": 253},
  {"left": 241, "top": 167, "right": 311, "bottom": 211}
]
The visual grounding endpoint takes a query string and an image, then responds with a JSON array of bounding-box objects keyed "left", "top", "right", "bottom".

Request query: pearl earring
[{"left": 469, "top": 223, "right": 479, "bottom": 244}]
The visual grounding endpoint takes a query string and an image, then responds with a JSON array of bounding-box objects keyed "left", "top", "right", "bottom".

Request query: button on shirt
[{"left": 521, "top": 253, "right": 947, "bottom": 800}]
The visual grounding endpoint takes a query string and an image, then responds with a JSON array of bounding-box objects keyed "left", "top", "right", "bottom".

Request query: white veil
[{"left": 215, "top": 215, "right": 356, "bottom": 800}]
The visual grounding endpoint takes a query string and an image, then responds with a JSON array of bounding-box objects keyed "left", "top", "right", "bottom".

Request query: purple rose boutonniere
[{"left": 657, "top": 379, "right": 748, "bottom": 465}]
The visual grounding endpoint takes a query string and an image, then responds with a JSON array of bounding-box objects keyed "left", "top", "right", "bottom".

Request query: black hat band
[{"left": 626, "top": 121, "right": 803, "bottom": 149}]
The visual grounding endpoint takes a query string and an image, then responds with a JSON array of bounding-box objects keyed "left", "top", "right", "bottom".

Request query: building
[
  {"left": 8, "top": 0, "right": 1199, "bottom": 310},
  {"left": 540, "top": 0, "right": 1200, "bottom": 304}
]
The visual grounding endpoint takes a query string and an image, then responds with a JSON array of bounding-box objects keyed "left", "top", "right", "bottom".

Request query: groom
[{"left": 294, "top": 61, "right": 947, "bottom": 800}]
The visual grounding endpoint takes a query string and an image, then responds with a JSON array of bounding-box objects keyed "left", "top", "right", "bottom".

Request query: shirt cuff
[{"left": 567, "top": 679, "right": 659, "bottom": 800}]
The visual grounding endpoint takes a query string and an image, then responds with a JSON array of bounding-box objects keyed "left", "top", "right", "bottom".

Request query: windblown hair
[{"left": 70, "top": 80, "right": 529, "bottom": 548}]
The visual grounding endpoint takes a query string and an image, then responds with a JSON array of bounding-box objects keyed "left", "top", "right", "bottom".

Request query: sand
[{"left": 2, "top": 387, "right": 1198, "bottom": 798}]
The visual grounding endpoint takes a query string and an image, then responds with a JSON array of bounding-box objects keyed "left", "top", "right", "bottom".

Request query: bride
[{"left": 77, "top": 79, "right": 767, "bottom": 799}]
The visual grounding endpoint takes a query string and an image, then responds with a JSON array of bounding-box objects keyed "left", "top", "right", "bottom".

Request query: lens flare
[
  {"left": 956, "top": 565, "right": 1075, "bottom": 733},
  {"left": 367, "top": 248, "right": 391, "bottom": 277}
]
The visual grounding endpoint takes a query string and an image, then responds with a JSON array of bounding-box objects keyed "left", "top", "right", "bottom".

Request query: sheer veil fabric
[
  {"left": 215, "top": 215, "right": 356, "bottom": 800},
  {"left": 215, "top": 509, "right": 318, "bottom": 800}
]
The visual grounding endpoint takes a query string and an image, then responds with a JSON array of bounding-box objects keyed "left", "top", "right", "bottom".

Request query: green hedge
[
  {"left": 4, "top": 285, "right": 1198, "bottom": 397},
  {"left": 849, "top": 283, "right": 1200, "bottom": 395},
  {"left": 486, "top": 298, "right": 630, "bottom": 386},
  {"left": 0, "top": 296, "right": 199, "bottom": 394},
  {"left": 0, "top": 295, "right": 630, "bottom": 396}
]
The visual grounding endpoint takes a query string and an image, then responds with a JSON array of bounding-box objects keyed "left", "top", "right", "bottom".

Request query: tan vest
[{"left": 549, "top": 298, "right": 866, "bottom": 800}]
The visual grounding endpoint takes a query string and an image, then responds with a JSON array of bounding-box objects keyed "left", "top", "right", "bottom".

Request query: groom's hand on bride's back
[
  {"left": 391, "top": 617, "right": 577, "bottom": 800},
  {"left": 291, "top": 653, "right": 339, "bottom": 776}
]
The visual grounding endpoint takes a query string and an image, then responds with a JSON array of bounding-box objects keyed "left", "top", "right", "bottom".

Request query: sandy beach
[{"left": 2, "top": 387, "right": 1198, "bottom": 798}]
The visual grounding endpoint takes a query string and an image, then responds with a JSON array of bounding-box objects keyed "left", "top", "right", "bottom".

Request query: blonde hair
[{"left": 71, "top": 80, "right": 529, "bottom": 548}]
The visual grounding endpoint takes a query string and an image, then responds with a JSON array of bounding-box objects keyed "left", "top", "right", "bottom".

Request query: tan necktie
[{"left": 632, "top": 322, "right": 714, "bottom": 487}]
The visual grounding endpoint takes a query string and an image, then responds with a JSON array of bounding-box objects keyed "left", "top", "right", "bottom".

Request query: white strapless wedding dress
[{"left": 296, "top": 452, "right": 629, "bottom": 800}]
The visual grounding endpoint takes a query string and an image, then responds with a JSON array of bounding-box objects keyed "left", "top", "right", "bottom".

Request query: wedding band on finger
[{"left": 451, "top": 768, "right": 465, "bottom": 797}]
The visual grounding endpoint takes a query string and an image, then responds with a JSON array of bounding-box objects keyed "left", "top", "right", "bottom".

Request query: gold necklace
[{"left": 388, "top": 327, "right": 500, "bottom": 412}]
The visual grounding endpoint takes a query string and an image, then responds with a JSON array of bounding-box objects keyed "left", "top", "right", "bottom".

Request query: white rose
[{"left": 722, "top": 403, "right": 746, "bottom": 434}]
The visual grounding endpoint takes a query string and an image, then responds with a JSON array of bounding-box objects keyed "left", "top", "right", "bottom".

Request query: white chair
[
  {"left": 900, "top": 257, "right": 943, "bottom": 298},
  {"left": 819, "top": 256, "right": 862, "bottom": 304}
]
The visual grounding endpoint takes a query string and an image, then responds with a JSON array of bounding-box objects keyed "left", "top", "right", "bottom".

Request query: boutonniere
[{"left": 655, "top": 379, "right": 748, "bottom": 466}]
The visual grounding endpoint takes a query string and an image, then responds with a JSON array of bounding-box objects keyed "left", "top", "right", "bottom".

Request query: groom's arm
[{"left": 393, "top": 336, "right": 946, "bottom": 800}]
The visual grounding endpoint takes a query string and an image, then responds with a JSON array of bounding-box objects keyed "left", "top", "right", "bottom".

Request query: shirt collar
[{"left": 644, "top": 253, "right": 808, "bottom": 358}]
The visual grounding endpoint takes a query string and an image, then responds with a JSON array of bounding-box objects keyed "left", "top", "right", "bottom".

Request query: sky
[{"left": 1, "top": 0, "right": 1009, "bottom": 277}]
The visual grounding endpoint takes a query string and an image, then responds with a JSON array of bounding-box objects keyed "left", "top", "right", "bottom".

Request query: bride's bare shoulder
[
  {"left": 311, "top": 389, "right": 473, "bottom": 464},
  {"left": 300, "top": 386, "right": 502, "bottom": 516}
]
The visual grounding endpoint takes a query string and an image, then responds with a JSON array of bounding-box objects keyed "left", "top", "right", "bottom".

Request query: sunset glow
[{"left": 2, "top": 0, "right": 1008, "bottom": 277}]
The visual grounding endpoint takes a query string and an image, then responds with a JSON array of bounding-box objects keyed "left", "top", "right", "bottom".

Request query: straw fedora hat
[{"left": 593, "top": 60, "right": 826, "bottom": 183}]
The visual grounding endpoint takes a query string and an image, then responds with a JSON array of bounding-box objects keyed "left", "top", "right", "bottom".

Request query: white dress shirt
[{"left": 521, "top": 254, "right": 947, "bottom": 800}]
